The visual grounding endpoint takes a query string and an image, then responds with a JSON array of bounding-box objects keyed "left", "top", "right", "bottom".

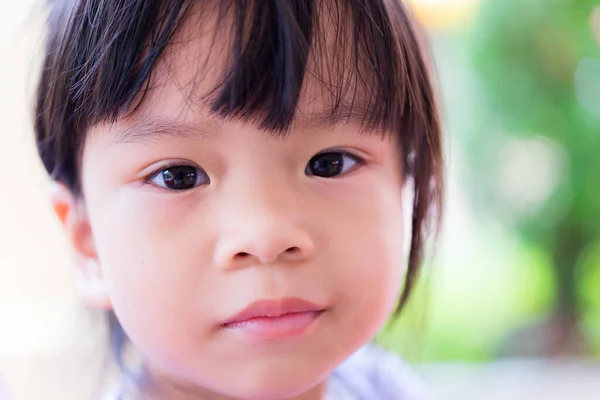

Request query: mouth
[{"left": 222, "top": 298, "right": 326, "bottom": 341}]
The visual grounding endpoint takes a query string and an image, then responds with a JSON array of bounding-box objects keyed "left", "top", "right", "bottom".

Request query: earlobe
[
  {"left": 75, "top": 258, "right": 112, "bottom": 309},
  {"left": 49, "top": 183, "right": 112, "bottom": 310}
]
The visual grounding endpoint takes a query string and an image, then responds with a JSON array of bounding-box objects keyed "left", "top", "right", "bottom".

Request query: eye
[
  {"left": 305, "top": 151, "right": 363, "bottom": 178},
  {"left": 149, "top": 164, "right": 209, "bottom": 190}
]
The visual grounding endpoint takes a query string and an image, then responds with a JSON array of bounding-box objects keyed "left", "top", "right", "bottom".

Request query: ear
[{"left": 50, "top": 183, "right": 112, "bottom": 309}]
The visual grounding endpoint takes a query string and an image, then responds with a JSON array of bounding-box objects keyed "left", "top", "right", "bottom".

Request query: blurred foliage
[
  {"left": 466, "top": 0, "right": 600, "bottom": 356},
  {"left": 381, "top": 242, "right": 555, "bottom": 362}
]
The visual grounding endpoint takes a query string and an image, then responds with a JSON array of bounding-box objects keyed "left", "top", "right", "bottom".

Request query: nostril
[{"left": 232, "top": 248, "right": 300, "bottom": 263}]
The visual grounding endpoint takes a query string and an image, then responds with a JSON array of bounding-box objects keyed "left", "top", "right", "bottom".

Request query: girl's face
[{"left": 72, "top": 14, "right": 406, "bottom": 400}]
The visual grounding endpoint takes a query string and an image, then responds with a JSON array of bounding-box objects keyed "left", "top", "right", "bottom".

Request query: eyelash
[
  {"left": 143, "top": 161, "right": 198, "bottom": 189},
  {"left": 316, "top": 150, "right": 365, "bottom": 166}
]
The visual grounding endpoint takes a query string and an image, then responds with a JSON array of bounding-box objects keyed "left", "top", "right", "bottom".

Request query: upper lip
[{"left": 223, "top": 297, "right": 325, "bottom": 325}]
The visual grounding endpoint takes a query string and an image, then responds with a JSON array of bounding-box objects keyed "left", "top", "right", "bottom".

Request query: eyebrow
[
  {"left": 111, "top": 117, "right": 210, "bottom": 144},
  {"left": 111, "top": 102, "right": 375, "bottom": 144}
]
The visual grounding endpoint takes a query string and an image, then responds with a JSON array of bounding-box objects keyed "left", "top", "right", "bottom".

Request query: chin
[{"left": 234, "top": 387, "right": 316, "bottom": 400}]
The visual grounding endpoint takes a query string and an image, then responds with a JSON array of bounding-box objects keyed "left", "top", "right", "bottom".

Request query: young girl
[{"left": 34, "top": 0, "right": 443, "bottom": 398}]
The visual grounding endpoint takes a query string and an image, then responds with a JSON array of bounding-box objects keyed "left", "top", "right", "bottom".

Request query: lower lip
[{"left": 223, "top": 311, "right": 323, "bottom": 341}]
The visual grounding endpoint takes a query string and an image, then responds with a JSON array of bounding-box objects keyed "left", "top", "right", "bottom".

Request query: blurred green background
[{"left": 382, "top": 0, "right": 600, "bottom": 365}]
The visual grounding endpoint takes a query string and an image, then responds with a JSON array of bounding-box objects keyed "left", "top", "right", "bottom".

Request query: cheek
[
  {"left": 341, "top": 213, "right": 404, "bottom": 311},
  {"left": 91, "top": 190, "right": 209, "bottom": 270},
  {"left": 86, "top": 191, "right": 215, "bottom": 342},
  {"left": 325, "top": 179, "right": 405, "bottom": 334}
]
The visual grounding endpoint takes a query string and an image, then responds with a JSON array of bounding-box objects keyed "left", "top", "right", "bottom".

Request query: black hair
[{"left": 34, "top": 0, "right": 443, "bottom": 373}]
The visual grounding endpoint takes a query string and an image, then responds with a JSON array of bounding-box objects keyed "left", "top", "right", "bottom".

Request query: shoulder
[{"left": 329, "top": 345, "right": 434, "bottom": 400}]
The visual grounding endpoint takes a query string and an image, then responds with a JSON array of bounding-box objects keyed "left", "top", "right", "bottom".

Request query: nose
[{"left": 213, "top": 192, "right": 315, "bottom": 270}]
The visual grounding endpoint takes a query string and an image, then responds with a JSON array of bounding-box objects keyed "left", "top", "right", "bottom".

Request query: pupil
[
  {"left": 163, "top": 166, "right": 197, "bottom": 189},
  {"left": 310, "top": 153, "right": 343, "bottom": 177}
]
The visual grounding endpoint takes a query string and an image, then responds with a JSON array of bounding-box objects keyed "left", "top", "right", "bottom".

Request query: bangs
[
  {"left": 85, "top": 0, "right": 415, "bottom": 132},
  {"left": 202, "top": 0, "right": 411, "bottom": 134}
]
